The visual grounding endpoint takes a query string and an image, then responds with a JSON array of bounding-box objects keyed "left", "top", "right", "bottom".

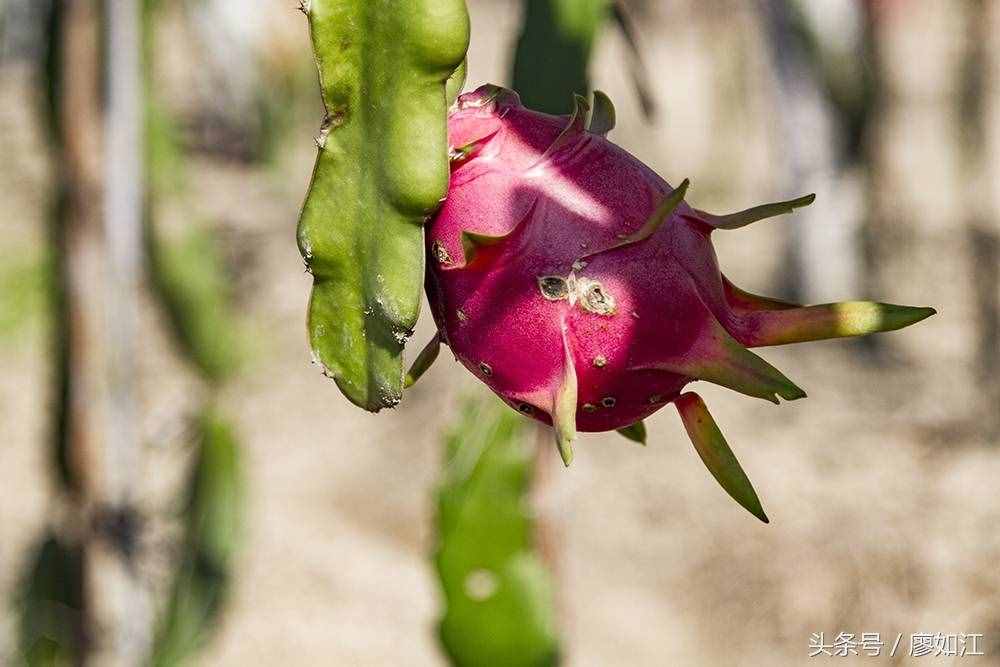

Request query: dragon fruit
[{"left": 413, "top": 84, "right": 934, "bottom": 521}]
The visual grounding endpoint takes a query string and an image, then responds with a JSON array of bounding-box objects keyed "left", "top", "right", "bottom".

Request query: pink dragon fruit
[{"left": 415, "top": 84, "right": 934, "bottom": 521}]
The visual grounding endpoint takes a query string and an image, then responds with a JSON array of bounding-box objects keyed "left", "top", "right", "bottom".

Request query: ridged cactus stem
[{"left": 297, "top": 0, "right": 469, "bottom": 411}]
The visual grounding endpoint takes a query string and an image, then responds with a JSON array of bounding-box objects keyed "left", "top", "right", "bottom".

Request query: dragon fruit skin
[{"left": 421, "top": 85, "right": 934, "bottom": 517}]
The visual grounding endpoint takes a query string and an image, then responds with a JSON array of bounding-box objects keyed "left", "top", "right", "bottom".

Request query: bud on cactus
[{"left": 415, "top": 85, "right": 934, "bottom": 520}]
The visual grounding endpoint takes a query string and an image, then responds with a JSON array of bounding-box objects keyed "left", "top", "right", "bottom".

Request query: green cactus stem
[
  {"left": 154, "top": 410, "right": 244, "bottom": 666},
  {"left": 512, "top": 0, "right": 611, "bottom": 114},
  {"left": 435, "top": 400, "right": 561, "bottom": 667},
  {"left": 297, "top": 0, "right": 470, "bottom": 411}
]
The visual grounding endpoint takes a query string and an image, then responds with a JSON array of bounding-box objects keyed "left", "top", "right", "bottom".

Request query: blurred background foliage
[
  {"left": 435, "top": 401, "right": 559, "bottom": 667},
  {"left": 0, "top": 0, "right": 997, "bottom": 665}
]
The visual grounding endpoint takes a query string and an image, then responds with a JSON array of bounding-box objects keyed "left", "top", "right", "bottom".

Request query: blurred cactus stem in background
[
  {"left": 297, "top": 0, "right": 469, "bottom": 412},
  {"left": 960, "top": 0, "right": 1000, "bottom": 438},
  {"left": 513, "top": 0, "right": 610, "bottom": 114},
  {"left": 435, "top": 400, "right": 561, "bottom": 667},
  {"left": 19, "top": 0, "right": 248, "bottom": 664},
  {"left": 153, "top": 410, "right": 244, "bottom": 667},
  {"left": 24, "top": 0, "right": 152, "bottom": 661}
]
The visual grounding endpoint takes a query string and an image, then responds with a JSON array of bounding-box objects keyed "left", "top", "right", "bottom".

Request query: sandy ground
[{"left": 2, "top": 1, "right": 999, "bottom": 665}]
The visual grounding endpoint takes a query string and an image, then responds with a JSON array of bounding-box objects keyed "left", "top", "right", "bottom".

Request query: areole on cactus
[{"left": 410, "top": 84, "right": 935, "bottom": 522}]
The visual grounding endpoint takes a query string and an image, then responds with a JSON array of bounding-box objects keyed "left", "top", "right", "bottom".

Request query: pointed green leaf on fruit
[
  {"left": 696, "top": 193, "right": 815, "bottom": 230},
  {"left": 449, "top": 128, "right": 500, "bottom": 167},
  {"left": 616, "top": 420, "right": 646, "bottom": 445},
  {"left": 588, "top": 90, "right": 616, "bottom": 136},
  {"left": 674, "top": 392, "right": 769, "bottom": 523},
  {"left": 454, "top": 198, "right": 540, "bottom": 268},
  {"left": 535, "top": 93, "right": 590, "bottom": 166},
  {"left": 552, "top": 328, "right": 578, "bottom": 466},
  {"left": 460, "top": 230, "right": 509, "bottom": 267},
  {"left": 740, "top": 301, "right": 937, "bottom": 347},
  {"left": 633, "top": 315, "right": 805, "bottom": 404},
  {"left": 722, "top": 274, "right": 800, "bottom": 312},
  {"left": 694, "top": 329, "right": 806, "bottom": 404},
  {"left": 446, "top": 59, "right": 468, "bottom": 108},
  {"left": 297, "top": 0, "right": 470, "bottom": 411},
  {"left": 405, "top": 332, "right": 441, "bottom": 388},
  {"left": 585, "top": 179, "right": 689, "bottom": 258}
]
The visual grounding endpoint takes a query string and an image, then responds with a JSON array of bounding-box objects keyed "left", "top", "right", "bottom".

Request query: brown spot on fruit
[
  {"left": 538, "top": 276, "right": 569, "bottom": 301},
  {"left": 432, "top": 240, "right": 452, "bottom": 264},
  {"left": 578, "top": 279, "right": 617, "bottom": 316}
]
